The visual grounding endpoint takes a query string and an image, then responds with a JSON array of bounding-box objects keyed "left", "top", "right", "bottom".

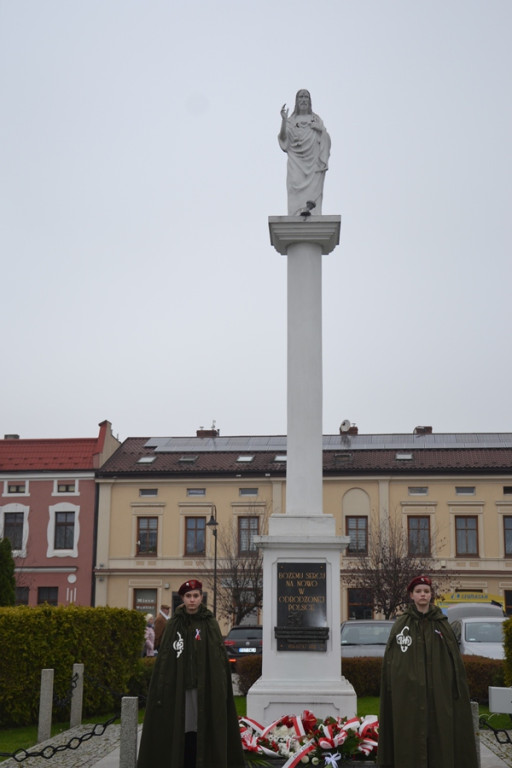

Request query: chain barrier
[
  {"left": 0, "top": 672, "right": 149, "bottom": 764},
  {"left": 480, "top": 714, "right": 512, "bottom": 745},
  {"left": 0, "top": 714, "right": 119, "bottom": 763}
]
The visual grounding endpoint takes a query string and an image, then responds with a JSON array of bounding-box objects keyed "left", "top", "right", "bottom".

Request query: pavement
[
  {"left": 2, "top": 724, "right": 511, "bottom": 768},
  {"left": 2, "top": 694, "right": 512, "bottom": 768}
]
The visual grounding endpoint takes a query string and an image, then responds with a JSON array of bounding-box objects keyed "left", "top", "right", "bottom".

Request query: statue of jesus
[{"left": 278, "top": 89, "right": 331, "bottom": 215}]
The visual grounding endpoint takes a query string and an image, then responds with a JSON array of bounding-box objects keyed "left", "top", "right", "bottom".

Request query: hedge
[
  {"left": 0, "top": 605, "right": 145, "bottom": 726},
  {"left": 236, "top": 654, "right": 504, "bottom": 702}
]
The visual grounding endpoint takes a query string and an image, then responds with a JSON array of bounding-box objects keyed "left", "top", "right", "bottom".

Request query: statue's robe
[
  {"left": 378, "top": 604, "right": 478, "bottom": 768},
  {"left": 137, "top": 603, "right": 245, "bottom": 768},
  {"left": 279, "top": 113, "right": 331, "bottom": 215}
]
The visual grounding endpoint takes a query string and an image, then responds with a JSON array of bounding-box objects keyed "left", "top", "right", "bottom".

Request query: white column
[{"left": 286, "top": 240, "right": 323, "bottom": 516}]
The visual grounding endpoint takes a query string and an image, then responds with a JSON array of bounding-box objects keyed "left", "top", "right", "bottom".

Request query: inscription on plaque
[{"left": 276, "top": 562, "right": 328, "bottom": 651}]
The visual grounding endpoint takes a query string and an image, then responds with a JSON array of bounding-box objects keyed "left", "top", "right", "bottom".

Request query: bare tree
[
  {"left": 343, "top": 516, "right": 448, "bottom": 619},
  {"left": 202, "top": 509, "right": 266, "bottom": 626}
]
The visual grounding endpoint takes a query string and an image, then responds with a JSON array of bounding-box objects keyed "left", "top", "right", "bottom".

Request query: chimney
[
  {"left": 196, "top": 428, "right": 219, "bottom": 438},
  {"left": 4, "top": 434, "right": 20, "bottom": 440},
  {"left": 414, "top": 426, "right": 433, "bottom": 435},
  {"left": 347, "top": 426, "right": 358, "bottom": 435}
]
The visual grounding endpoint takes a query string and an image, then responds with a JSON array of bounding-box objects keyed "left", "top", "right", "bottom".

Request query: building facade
[
  {"left": 0, "top": 420, "right": 120, "bottom": 606},
  {"left": 95, "top": 427, "right": 512, "bottom": 630}
]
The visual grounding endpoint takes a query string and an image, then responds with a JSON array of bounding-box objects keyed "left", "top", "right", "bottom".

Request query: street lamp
[{"left": 206, "top": 506, "right": 219, "bottom": 617}]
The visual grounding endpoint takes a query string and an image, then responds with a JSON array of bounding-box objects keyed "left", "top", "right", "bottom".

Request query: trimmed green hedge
[
  {"left": 236, "top": 654, "right": 504, "bottom": 702},
  {"left": 0, "top": 605, "right": 145, "bottom": 726}
]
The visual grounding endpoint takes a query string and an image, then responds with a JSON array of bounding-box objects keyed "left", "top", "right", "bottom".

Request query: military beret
[
  {"left": 178, "top": 579, "right": 202, "bottom": 596},
  {"left": 407, "top": 575, "right": 432, "bottom": 592}
]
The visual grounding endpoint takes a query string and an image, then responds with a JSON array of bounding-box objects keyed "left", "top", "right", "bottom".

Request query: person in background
[
  {"left": 144, "top": 614, "right": 155, "bottom": 657},
  {"left": 136, "top": 579, "right": 244, "bottom": 768},
  {"left": 378, "top": 574, "right": 478, "bottom": 768},
  {"left": 153, "top": 603, "right": 170, "bottom": 651}
]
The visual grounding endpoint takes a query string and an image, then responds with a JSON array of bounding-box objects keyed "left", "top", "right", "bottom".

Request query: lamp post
[{"left": 206, "top": 505, "right": 219, "bottom": 617}]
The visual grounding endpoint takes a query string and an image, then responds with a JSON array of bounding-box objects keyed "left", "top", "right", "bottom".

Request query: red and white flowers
[{"left": 239, "top": 710, "right": 379, "bottom": 766}]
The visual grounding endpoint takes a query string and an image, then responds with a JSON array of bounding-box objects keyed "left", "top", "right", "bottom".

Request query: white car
[
  {"left": 449, "top": 616, "right": 506, "bottom": 659},
  {"left": 340, "top": 620, "right": 394, "bottom": 658}
]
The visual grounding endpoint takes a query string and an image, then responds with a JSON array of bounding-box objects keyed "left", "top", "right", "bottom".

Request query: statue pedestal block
[{"left": 246, "top": 514, "right": 356, "bottom": 723}]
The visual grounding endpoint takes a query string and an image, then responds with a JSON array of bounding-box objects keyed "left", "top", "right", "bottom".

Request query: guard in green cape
[
  {"left": 136, "top": 579, "right": 245, "bottom": 768},
  {"left": 377, "top": 575, "right": 479, "bottom": 768}
]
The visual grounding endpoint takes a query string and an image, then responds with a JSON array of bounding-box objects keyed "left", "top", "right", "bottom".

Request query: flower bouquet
[{"left": 240, "top": 710, "right": 378, "bottom": 766}]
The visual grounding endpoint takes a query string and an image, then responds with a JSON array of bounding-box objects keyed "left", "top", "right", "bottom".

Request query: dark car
[
  {"left": 223, "top": 625, "right": 262, "bottom": 669},
  {"left": 340, "top": 619, "right": 394, "bottom": 658}
]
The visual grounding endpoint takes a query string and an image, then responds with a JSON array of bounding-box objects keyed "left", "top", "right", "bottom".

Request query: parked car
[
  {"left": 449, "top": 616, "right": 506, "bottom": 659},
  {"left": 223, "top": 625, "right": 263, "bottom": 669},
  {"left": 340, "top": 620, "right": 394, "bottom": 658},
  {"left": 442, "top": 602, "right": 505, "bottom": 620}
]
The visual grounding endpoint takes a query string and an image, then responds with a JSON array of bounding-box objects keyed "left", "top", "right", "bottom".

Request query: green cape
[
  {"left": 136, "top": 603, "right": 245, "bottom": 768},
  {"left": 377, "top": 604, "right": 478, "bottom": 768}
]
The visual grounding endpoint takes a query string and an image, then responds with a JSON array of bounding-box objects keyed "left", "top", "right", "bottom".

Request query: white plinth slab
[{"left": 246, "top": 677, "right": 356, "bottom": 723}]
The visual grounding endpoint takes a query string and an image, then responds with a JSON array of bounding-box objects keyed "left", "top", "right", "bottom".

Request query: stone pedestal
[{"left": 246, "top": 216, "right": 356, "bottom": 722}]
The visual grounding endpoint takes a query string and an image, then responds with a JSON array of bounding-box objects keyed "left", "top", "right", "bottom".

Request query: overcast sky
[{"left": 1, "top": 1, "right": 511, "bottom": 441}]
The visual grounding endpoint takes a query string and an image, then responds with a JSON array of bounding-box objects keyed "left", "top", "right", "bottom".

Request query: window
[
  {"left": 57, "top": 481, "right": 76, "bottom": 493},
  {"left": 504, "top": 517, "right": 512, "bottom": 557},
  {"left": 455, "top": 516, "right": 478, "bottom": 556},
  {"left": 47, "top": 503, "right": 79, "bottom": 557},
  {"left": 347, "top": 588, "right": 372, "bottom": 620},
  {"left": 134, "top": 588, "right": 157, "bottom": 615},
  {"left": 408, "top": 516, "right": 430, "bottom": 555},
  {"left": 505, "top": 590, "right": 512, "bottom": 616},
  {"left": 7, "top": 482, "right": 26, "bottom": 494},
  {"left": 238, "top": 517, "right": 259, "bottom": 555},
  {"left": 38, "top": 587, "right": 58, "bottom": 606},
  {"left": 179, "top": 455, "right": 198, "bottom": 464},
  {"left": 187, "top": 488, "right": 206, "bottom": 497},
  {"left": 408, "top": 487, "right": 428, "bottom": 496},
  {"left": 346, "top": 517, "right": 368, "bottom": 555},
  {"left": 239, "top": 488, "right": 258, "bottom": 497},
  {"left": 395, "top": 452, "right": 413, "bottom": 461},
  {"left": 54, "top": 511, "right": 75, "bottom": 550},
  {"left": 15, "top": 586, "right": 29, "bottom": 605},
  {"left": 139, "top": 488, "right": 158, "bottom": 497},
  {"left": 455, "top": 486, "right": 475, "bottom": 496},
  {"left": 137, "top": 517, "right": 158, "bottom": 555},
  {"left": 3, "top": 512, "right": 24, "bottom": 550},
  {"left": 137, "top": 456, "right": 156, "bottom": 464},
  {"left": 503, "top": 487, "right": 512, "bottom": 495},
  {"left": 185, "top": 517, "right": 206, "bottom": 556},
  {"left": 274, "top": 454, "right": 287, "bottom": 462},
  {"left": 334, "top": 452, "right": 353, "bottom": 462},
  {"left": 237, "top": 455, "right": 254, "bottom": 463}
]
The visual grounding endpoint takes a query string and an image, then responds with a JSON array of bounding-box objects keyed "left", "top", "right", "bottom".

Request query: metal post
[
  {"left": 119, "top": 696, "right": 139, "bottom": 768},
  {"left": 37, "top": 668, "right": 54, "bottom": 743},
  {"left": 207, "top": 505, "right": 219, "bottom": 617},
  {"left": 70, "top": 663, "right": 84, "bottom": 728}
]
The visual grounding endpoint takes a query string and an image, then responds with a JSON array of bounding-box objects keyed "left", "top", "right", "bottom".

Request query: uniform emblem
[
  {"left": 195, "top": 628, "right": 201, "bottom": 640},
  {"left": 396, "top": 625, "right": 412, "bottom": 653},
  {"left": 173, "top": 631, "right": 184, "bottom": 658}
]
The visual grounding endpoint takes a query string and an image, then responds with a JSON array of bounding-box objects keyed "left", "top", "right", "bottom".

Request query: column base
[{"left": 246, "top": 676, "right": 356, "bottom": 723}]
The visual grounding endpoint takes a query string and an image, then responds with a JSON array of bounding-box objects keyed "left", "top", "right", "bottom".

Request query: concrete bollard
[
  {"left": 471, "top": 700, "right": 481, "bottom": 768},
  {"left": 37, "top": 668, "right": 54, "bottom": 744},
  {"left": 70, "top": 663, "right": 84, "bottom": 728},
  {"left": 119, "top": 696, "right": 139, "bottom": 768}
]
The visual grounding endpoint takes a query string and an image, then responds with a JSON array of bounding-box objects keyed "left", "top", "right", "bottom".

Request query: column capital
[{"left": 268, "top": 215, "right": 341, "bottom": 255}]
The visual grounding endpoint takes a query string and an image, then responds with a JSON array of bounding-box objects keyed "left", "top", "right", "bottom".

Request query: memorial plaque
[{"left": 276, "top": 562, "right": 328, "bottom": 651}]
